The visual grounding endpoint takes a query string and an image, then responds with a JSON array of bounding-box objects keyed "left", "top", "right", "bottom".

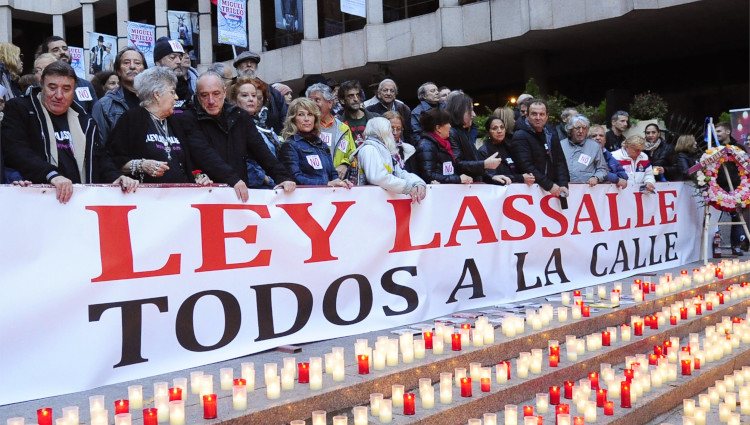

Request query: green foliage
[
  {"left": 629, "top": 91, "right": 669, "bottom": 120},
  {"left": 719, "top": 112, "right": 731, "bottom": 124},
  {"left": 523, "top": 78, "right": 541, "bottom": 97},
  {"left": 474, "top": 114, "right": 490, "bottom": 139},
  {"left": 545, "top": 93, "right": 572, "bottom": 125}
]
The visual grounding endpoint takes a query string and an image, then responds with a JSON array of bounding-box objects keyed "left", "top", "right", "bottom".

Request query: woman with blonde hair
[
  {"left": 279, "top": 97, "right": 351, "bottom": 187},
  {"left": 672, "top": 134, "right": 699, "bottom": 181},
  {"left": 0, "top": 42, "right": 23, "bottom": 100},
  {"left": 611, "top": 135, "right": 656, "bottom": 192}
]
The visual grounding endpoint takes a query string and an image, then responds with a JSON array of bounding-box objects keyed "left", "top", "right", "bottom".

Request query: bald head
[{"left": 197, "top": 71, "right": 226, "bottom": 116}]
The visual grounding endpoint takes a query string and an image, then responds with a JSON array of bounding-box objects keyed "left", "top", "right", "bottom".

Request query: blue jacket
[
  {"left": 91, "top": 87, "right": 129, "bottom": 144},
  {"left": 602, "top": 148, "right": 628, "bottom": 183},
  {"left": 279, "top": 133, "right": 337, "bottom": 185}
]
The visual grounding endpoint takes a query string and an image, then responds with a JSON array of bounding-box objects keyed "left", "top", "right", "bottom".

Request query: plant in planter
[{"left": 626, "top": 91, "right": 669, "bottom": 137}]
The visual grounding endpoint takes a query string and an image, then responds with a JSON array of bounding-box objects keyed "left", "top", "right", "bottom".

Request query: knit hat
[
  {"left": 272, "top": 83, "right": 292, "bottom": 97},
  {"left": 153, "top": 37, "right": 185, "bottom": 63}
]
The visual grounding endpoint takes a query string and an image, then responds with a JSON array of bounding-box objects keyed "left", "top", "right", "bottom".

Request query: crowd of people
[{"left": 0, "top": 36, "right": 747, "bottom": 253}]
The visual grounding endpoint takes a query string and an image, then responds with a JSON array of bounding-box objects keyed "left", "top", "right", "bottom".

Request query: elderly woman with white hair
[
  {"left": 108, "top": 66, "right": 247, "bottom": 199},
  {"left": 611, "top": 135, "right": 656, "bottom": 193},
  {"left": 353, "top": 117, "right": 426, "bottom": 203}
]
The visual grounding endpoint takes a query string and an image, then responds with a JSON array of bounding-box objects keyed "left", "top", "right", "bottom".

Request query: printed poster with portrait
[
  {"left": 729, "top": 108, "right": 750, "bottom": 147},
  {"left": 127, "top": 22, "right": 156, "bottom": 67},
  {"left": 88, "top": 32, "right": 117, "bottom": 74},
  {"left": 274, "top": 0, "right": 303, "bottom": 32},
  {"left": 217, "top": 0, "right": 248, "bottom": 47},
  {"left": 167, "top": 10, "right": 201, "bottom": 62},
  {"left": 68, "top": 46, "right": 86, "bottom": 79}
]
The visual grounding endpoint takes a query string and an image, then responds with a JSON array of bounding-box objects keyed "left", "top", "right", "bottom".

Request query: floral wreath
[{"left": 695, "top": 145, "right": 750, "bottom": 212}]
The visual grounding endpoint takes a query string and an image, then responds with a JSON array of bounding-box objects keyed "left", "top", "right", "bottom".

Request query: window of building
[{"left": 383, "top": 0, "right": 439, "bottom": 23}]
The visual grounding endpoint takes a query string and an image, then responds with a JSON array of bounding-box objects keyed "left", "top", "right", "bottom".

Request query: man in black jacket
[
  {"left": 716, "top": 122, "right": 749, "bottom": 255},
  {"left": 38, "top": 36, "right": 99, "bottom": 114},
  {"left": 1, "top": 61, "right": 137, "bottom": 203},
  {"left": 510, "top": 99, "right": 569, "bottom": 198},
  {"left": 184, "top": 71, "right": 296, "bottom": 193}
]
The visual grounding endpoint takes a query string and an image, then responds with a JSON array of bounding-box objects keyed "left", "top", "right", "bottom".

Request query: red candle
[
  {"left": 602, "top": 331, "right": 611, "bottom": 346},
  {"left": 481, "top": 377, "right": 491, "bottom": 392},
  {"left": 581, "top": 305, "right": 590, "bottom": 317},
  {"left": 114, "top": 399, "right": 129, "bottom": 414},
  {"left": 624, "top": 368, "right": 634, "bottom": 383},
  {"left": 679, "top": 307, "right": 687, "bottom": 320},
  {"left": 549, "top": 385, "right": 561, "bottom": 405},
  {"left": 695, "top": 357, "right": 701, "bottom": 370},
  {"left": 573, "top": 416, "right": 585, "bottom": 425},
  {"left": 564, "top": 380, "right": 574, "bottom": 399},
  {"left": 549, "top": 354, "right": 559, "bottom": 367},
  {"left": 358, "top": 354, "right": 370, "bottom": 375},
  {"left": 654, "top": 345, "right": 663, "bottom": 356},
  {"left": 537, "top": 416, "right": 544, "bottom": 425},
  {"left": 573, "top": 290, "right": 581, "bottom": 296},
  {"left": 682, "top": 345, "right": 691, "bottom": 354},
  {"left": 37, "top": 408, "right": 52, "bottom": 425},
  {"left": 649, "top": 315, "right": 658, "bottom": 330},
  {"left": 670, "top": 315, "right": 677, "bottom": 325},
  {"left": 423, "top": 331, "right": 433, "bottom": 349},
  {"left": 604, "top": 400, "right": 614, "bottom": 415},
  {"left": 556, "top": 404, "right": 570, "bottom": 415},
  {"left": 706, "top": 302, "right": 713, "bottom": 311},
  {"left": 460, "top": 377, "right": 472, "bottom": 397},
  {"left": 502, "top": 360, "right": 512, "bottom": 380},
  {"left": 461, "top": 323, "right": 471, "bottom": 330},
  {"left": 589, "top": 372, "right": 599, "bottom": 390},
  {"left": 719, "top": 292, "right": 725, "bottom": 304},
  {"left": 550, "top": 344, "right": 560, "bottom": 356},
  {"left": 143, "top": 408, "right": 158, "bottom": 425},
  {"left": 649, "top": 354, "right": 658, "bottom": 365},
  {"left": 644, "top": 315, "right": 652, "bottom": 327},
  {"left": 168, "top": 387, "right": 182, "bottom": 401},
  {"left": 633, "top": 321, "right": 643, "bottom": 336},
  {"left": 403, "top": 393, "right": 415, "bottom": 415},
  {"left": 203, "top": 394, "right": 217, "bottom": 419},
  {"left": 452, "top": 333, "right": 462, "bottom": 351},
  {"left": 233, "top": 378, "right": 246, "bottom": 386},
  {"left": 695, "top": 303, "right": 702, "bottom": 315},
  {"left": 715, "top": 267, "right": 723, "bottom": 278},
  {"left": 596, "top": 388, "right": 608, "bottom": 407},
  {"left": 298, "top": 362, "right": 310, "bottom": 383},
  {"left": 681, "top": 359, "right": 691, "bottom": 375},
  {"left": 643, "top": 282, "right": 650, "bottom": 294},
  {"left": 523, "top": 405, "right": 534, "bottom": 417},
  {"left": 620, "top": 382, "right": 631, "bottom": 408}
]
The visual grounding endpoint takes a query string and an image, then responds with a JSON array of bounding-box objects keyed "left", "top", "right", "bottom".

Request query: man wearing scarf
[{"left": 1, "top": 61, "right": 136, "bottom": 203}]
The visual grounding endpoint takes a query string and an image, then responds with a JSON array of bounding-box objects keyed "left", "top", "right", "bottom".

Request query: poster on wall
[
  {"left": 126, "top": 22, "right": 156, "bottom": 67},
  {"left": 68, "top": 46, "right": 86, "bottom": 79},
  {"left": 217, "top": 0, "right": 248, "bottom": 47},
  {"left": 340, "top": 0, "right": 366, "bottom": 18},
  {"left": 274, "top": 0, "right": 303, "bottom": 32},
  {"left": 167, "top": 10, "right": 199, "bottom": 48},
  {"left": 88, "top": 32, "right": 117, "bottom": 74},
  {"left": 729, "top": 108, "right": 750, "bottom": 147}
]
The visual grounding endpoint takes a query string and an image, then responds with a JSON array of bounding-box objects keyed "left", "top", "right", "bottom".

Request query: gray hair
[
  {"left": 363, "top": 117, "right": 397, "bottom": 155},
  {"left": 305, "top": 82, "right": 335, "bottom": 101},
  {"left": 134, "top": 66, "right": 177, "bottom": 107},
  {"left": 565, "top": 114, "right": 590, "bottom": 134},
  {"left": 611, "top": 110, "right": 629, "bottom": 122},
  {"left": 560, "top": 107, "right": 578, "bottom": 122},
  {"left": 378, "top": 78, "right": 397, "bottom": 93},
  {"left": 417, "top": 82, "right": 436, "bottom": 101},
  {"left": 197, "top": 70, "right": 224, "bottom": 85},
  {"left": 208, "top": 62, "right": 228, "bottom": 75}
]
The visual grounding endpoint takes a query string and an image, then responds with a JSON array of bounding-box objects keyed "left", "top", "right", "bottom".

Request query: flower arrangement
[{"left": 696, "top": 145, "right": 750, "bottom": 212}]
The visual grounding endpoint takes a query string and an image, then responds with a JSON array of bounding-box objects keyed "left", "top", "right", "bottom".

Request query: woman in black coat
[
  {"left": 414, "top": 108, "right": 472, "bottom": 184},
  {"left": 669, "top": 135, "right": 700, "bottom": 181},
  {"left": 478, "top": 116, "right": 536, "bottom": 186},
  {"left": 643, "top": 123, "right": 676, "bottom": 181}
]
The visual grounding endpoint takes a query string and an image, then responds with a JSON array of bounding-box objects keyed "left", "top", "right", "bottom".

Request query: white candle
[
  {"left": 421, "top": 386, "right": 435, "bottom": 409},
  {"left": 241, "top": 362, "right": 255, "bottom": 390},
  {"left": 433, "top": 337, "right": 444, "bottom": 354},
  {"left": 470, "top": 362, "right": 482, "bottom": 380},
  {"left": 496, "top": 363, "right": 508, "bottom": 383},
  {"left": 353, "top": 406, "right": 368, "bottom": 425},
  {"left": 561, "top": 292, "right": 571, "bottom": 305},
  {"left": 114, "top": 413, "right": 131, "bottom": 425},
  {"left": 504, "top": 404, "right": 517, "bottom": 425},
  {"left": 232, "top": 384, "right": 248, "bottom": 410},
  {"left": 6, "top": 418, "right": 24, "bottom": 425},
  {"left": 332, "top": 416, "right": 348, "bottom": 425},
  {"left": 571, "top": 307, "right": 581, "bottom": 320},
  {"left": 282, "top": 368, "right": 295, "bottom": 389},
  {"left": 61, "top": 407, "right": 78, "bottom": 425},
  {"left": 155, "top": 394, "right": 169, "bottom": 422},
  {"left": 199, "top": 374, "right": 214, "bottom": 406},
  {"left": 455, "top": 367, "right": 466, "bottom": 387},
  {"left": 683, "top": 399, "right": 696, "bottom": 417},
  {"left": 584, "top": 401, "right": 596, "bottom": 422},
  {"left": 440, "top": 379, "right": 452, "bottom": 404},
  {"left": 267, "top": 375, "right": 281, "bottom": 399},
  {"left": 556, "top": 414, "right": 570, "bottom": 425},
  {"left": 190, "top": 371, "right": 204, "bottom": 395},
  {"left": 386, "top": 340, "right": 399, "bottom": 366},
  {"left": 312, "top": 410, "right": 326, "bottom": 425},
  {"left": 265, "top": 362, "right": 278, "bottom": 385},
  {"left": 370, "top": 393, "right": 383, "bottom": 416},
  {"left": 310, "top": 367, "right": 323, "bottom": 390},
  {"left": 483, "top": 413, "right": 498, "bottom": 425},
  {"left": 392, "top": 384, "right": 405, "bottom": 407},
  {"left": 373, "top": 348, "right": 386, "bottom": 370},
  {"left": 332, "top": 361, "right": 345, "bottom": 382},
  {"left": 694, "top": 407, "right": 706, "bottom": 425},
  {"left": 290, "top": 421, "right": 306, "bottom": 425},
  {"left": 719, "top": 402, "right": 731, "bottom": 422},
  {"left": 536, "top": 393, "right": 549, "bottom": 413},
  {"left": 91, "top": 411, "right": 108, "bottom": 425},
  {"left": 728, "top": 413, "right": 740, "bottom": 425},
  {"left": 172, "top": 378, "right": 187, "bottom": 395},
  {"left": 379, "top": 399, "right": 393, "bottom": 423},
  {"left": 621, "top": 325, "right": 631, "bottom": 342},
  {"left": 414, "top": 340, "right": 426, "bottom": 359},
  {"left": 402, "top": 347, "right": 414, "bottom": 364},
  {"left": 472, "top": 328, "right": 484, "bottom": 346},
  {"left": 557, "top": 307, "right": 568, "bottom": 322},
  {"left": 168, "top": 401, "right": 184, "bottom": 425},
  {"left": 220, "top": 367, "right": 234, "bottom": 391},
  {"left": 89, "top": 395, "right": 105, "bottom": 417},
  {"left": 484, "top": 324, "right": 495, "bottom": 344}
]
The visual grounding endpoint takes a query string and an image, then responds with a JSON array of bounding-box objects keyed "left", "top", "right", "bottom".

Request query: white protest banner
[
  {"left": 217, "top": 0, "right": 248, "bottom": 47},
  {"left": 67, "top": 46, "right": 86, "bottom": 79},
  {"left": 127, "top": 21, "right": 156, "bottom": 67},
  {"left": 0, "top": 183, "right": 701, "bottom": 405}
]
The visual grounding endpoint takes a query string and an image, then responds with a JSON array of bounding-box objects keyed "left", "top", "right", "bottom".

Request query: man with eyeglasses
[
  {"left": 559, "top": 115, "right": 608, "bottom": 187},
  {"left": 365, "top": 79, "right": 413, "bottom": 145},
  {"left": 38, "top": 36, "right": 99, "bottom": 113}
]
